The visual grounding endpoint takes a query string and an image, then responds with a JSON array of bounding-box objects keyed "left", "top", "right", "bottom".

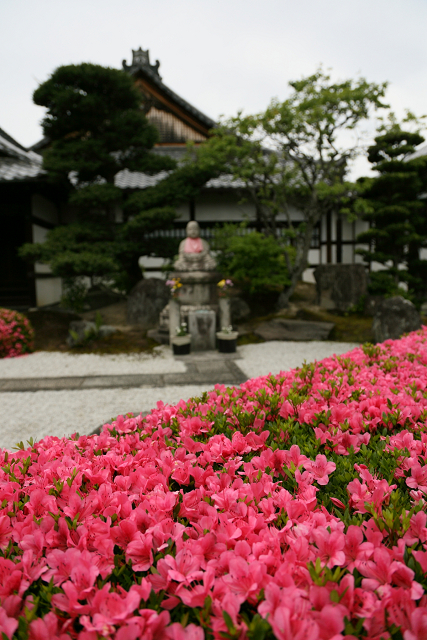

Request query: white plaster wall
[
  {"left": 302, "top": 268, "right": 316, "bottom": 283},
  {"left": 277, "top": 205, "right": 303, "bottom": 222},
  {"left": 308, "top": 248, "right": 320, "bottom": 265},
  {"left": 32, "top": 224, "right": 48, "bottom": 244},
  {"left": 176, "top": 203, "right": 190, "bottom": 222},
  {"left": 32, "top": 224, "right": 54, "bottom": 275},
  {"left": 31, "top": 223, "right": 63, "bottom": 304},
  {"left": 35, "top": 278, "right": 62, "bottom": 307},
  {"left": 341, "top": 244, "right": 353, "bottom": 264},
  {"left": 354, "top": 252, "right": 365, "bottom": 264},
  {"left": 355, "top": 219, "right": 369, "bottom": 235},
  {"left": 32, "top": 194, "right": 58, "bottom": 224},
  {"left": 195, "top": 193, "right": 255, "bottom": 222},
  {"left": 138, "top": 256, "right": 167, "bottom": 279},
  {"left": 342, "top": 219, "right": 353, "bottom": 241}
]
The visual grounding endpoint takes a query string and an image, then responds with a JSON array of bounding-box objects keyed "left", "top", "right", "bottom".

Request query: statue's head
[{"left": 186, "top": 221, "right": 200, "bottom": 239}]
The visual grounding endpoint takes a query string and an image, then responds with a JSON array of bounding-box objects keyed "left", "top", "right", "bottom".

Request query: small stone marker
[
  {"left": 188, "top": 309, "right": 216, "bottom": 351},
  {"left": 373, "top": 296, "right": 421, "bottom": 342},
  {"left": 219, "top": 298, "right": 231, "bottom": 329}
]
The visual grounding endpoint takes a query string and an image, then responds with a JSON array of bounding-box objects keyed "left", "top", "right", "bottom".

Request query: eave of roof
[
  {"left": 126, "top": 64, "right": 216, "bottom": 131},
  {"left": 0, "top": 127, "right": 44, "bottom": 182}
]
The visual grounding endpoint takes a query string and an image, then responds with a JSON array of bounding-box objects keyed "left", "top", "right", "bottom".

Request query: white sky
[{"left": 1, "top": 0, "right": 426, "bottom": 177}]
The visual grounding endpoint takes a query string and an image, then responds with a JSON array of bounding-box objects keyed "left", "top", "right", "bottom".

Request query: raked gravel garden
[{"left": 3, "top": 316, "right": 427, "bottom": 638}]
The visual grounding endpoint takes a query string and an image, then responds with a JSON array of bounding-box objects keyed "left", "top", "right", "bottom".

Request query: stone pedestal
[
  {"left": 171, "top": 271, "right": 220, "bottom": 306},
  {"left": 188, "top": 309, "right": 216, "bottom": 351}
]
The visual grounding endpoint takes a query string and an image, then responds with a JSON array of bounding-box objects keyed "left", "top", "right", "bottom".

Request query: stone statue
[{"left": 174, "top": 221, "right": 217, "bottom": 272}]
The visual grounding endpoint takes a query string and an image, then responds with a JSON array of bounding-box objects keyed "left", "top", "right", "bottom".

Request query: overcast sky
[{"left": 1, "top": 0, "right": 426, "bottom": 176}]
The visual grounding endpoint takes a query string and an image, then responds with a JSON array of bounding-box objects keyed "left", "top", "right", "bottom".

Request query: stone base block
[{"left": 188, "top": 309, "right": 216, "bottom": 351}]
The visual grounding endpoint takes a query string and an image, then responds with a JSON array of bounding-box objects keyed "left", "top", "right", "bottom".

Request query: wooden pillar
[
  {"left": 336, "top": 215, "right": 342, "bottom": 264},
  {"left": 326, "top": 211, "right": 332, "bottom": 263}
]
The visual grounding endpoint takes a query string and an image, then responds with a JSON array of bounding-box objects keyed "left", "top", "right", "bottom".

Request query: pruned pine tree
[
  {"left": 356, "top": 120, "right": 427, "bottom": 302},
  {"left": 20, "top": 63, "right": 178, "bottom": 292}
]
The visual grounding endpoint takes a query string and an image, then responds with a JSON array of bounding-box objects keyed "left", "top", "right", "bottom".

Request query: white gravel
[
  {"left": 0, "top": 341, "right": 359, "bottom": 451},
  {"left": 0, "top": 346, "right": 186, "bottom": 378},
  {"left": 0, "top": 385, "right": 210, "bottom": 450},
  {"left": 237, "top": 341, "right": 358, "bottom": 379}
]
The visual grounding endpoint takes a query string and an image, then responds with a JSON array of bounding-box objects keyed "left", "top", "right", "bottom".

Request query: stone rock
[
  {"left": 98, "top": 325, "right": 117, "bottom": 338},
  {"left": 67, "top": 320, "right": 96, "bottom": 346},
  {"left": 254, "top": 318, "right": 334, "bottom": 342},
  {"left": 364, "top": 295, "right": 384, "bottom": 316},
  {"left": 127, "top": 278, "right": 170, "bottom": 327},
  {"left": 230, "top": 297, "right": 251, "bottom": 323},
  {"left": 314, "top": 264, "right": 368, "bottom": 312},
  {"left": 373, "top": 296, "right": 421, "bottom": 343},
  {"left": 67, "top": 321, "right": 118, "bottom": 346}
]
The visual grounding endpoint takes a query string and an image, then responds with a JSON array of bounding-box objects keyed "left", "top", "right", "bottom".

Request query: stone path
[{"left": 0, "top": 352, "right": 247, "bottom": 392}]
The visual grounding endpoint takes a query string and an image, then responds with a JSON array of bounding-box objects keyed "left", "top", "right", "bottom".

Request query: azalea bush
[
  {"left": 0, "top": 308, "right": 34, "bottom": 358},
  {"left": 3, "top": 330, "right": 427, "bottom": 638}
]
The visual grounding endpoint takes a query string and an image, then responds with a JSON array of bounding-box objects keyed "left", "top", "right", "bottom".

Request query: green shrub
[{"left": 213, "top": 226, "right": 291, "bottom": 295}]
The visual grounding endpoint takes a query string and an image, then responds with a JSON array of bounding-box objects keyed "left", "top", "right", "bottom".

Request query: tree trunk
[{"left": 278, "top": 217, "right": 315, "bottom": 307}]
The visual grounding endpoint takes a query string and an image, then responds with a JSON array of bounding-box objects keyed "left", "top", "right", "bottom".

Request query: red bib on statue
[{"left": 184, "top": 237, "right": 203, "bottom": 253}]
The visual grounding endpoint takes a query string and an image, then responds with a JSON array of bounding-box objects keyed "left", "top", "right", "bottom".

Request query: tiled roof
[
  {"left": 114, "top": 145, "right": 240, "bottom": 190},
  {"left": 0, "top": 128, "right": 44, "bottom": 182},
  {"left": 114, "top": 168, "right": 240, "bottom": 191},
  {"left": 0, "top": 158, "right": 44, "bottom": 182},
  {"left": 205, "top": 174, "right": 245, "bottom": 189},
  {"left": 114, "top": 169, "right": 169, "bottom": 189}
]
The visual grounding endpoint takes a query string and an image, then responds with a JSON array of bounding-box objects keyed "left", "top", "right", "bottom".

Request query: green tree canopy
[
  {"left": 356, "top": 117, "right": 427, "bottom": 302},
  {"left": 20, "top": 63, "right": 178, "bottom": 292},
  {"left": 187, "top": 69, "right": 388, "bottom": 303}
]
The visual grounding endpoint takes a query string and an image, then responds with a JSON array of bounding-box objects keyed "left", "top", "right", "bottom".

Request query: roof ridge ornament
[{"left": 122, "top": 47, "right": 161, "bottom": 79}]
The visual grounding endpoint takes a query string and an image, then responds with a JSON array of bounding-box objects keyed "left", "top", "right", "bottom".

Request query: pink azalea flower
[
  {"left": 303, "top": 455, "right": 336, "bottom": 485},
  {"left": 404, "top": 607, "right": 427, "bottom": 640},
  {"left": 406, "top": 464, "right": 427, "bottom": 493},
  {"left": 125, "top": 532, "right": 154, "bottom": 571},
  {"left": 312, "top": 528, "right": 345, "bottom": 568},
  {"left": 165, "top": 622, "right": 204, "bottom": 640},
  {"left": 0, "top": 609, "right": 18, "bottom": 640}
]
